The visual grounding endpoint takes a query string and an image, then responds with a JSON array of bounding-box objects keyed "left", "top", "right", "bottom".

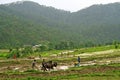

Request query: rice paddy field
[{"left": 0, "top": 45, "right": 120, "bottom": 80}]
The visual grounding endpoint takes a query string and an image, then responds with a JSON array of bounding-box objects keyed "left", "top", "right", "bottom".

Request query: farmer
[
  {"left": 42, "top": 59, "right": 46, "bottom": 66},
  {"left": 32, "top": 59, "right": 38, "bottom": 70},
  {"left": 77, "top": 56, "right": 80, "bottom": 66},
  {"left": 41, "top": 59, "right": 47, "bottom": 71},
  {"left": 13, "top": 54, "right": 16, "bottom": 59}
]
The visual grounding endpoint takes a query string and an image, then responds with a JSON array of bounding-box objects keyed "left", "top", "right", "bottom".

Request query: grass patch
[
  {"left": 24, "top": 69, "right": 41, "bottom": 73},
  {"left": 1, "top": 63, "right": 120, "bottom": 80},
  {"left": 0, "top": 52, "right": 9, "bottom": 57},
  {"left": 74, "top": 45, "right": 117, "bottom": 54}
]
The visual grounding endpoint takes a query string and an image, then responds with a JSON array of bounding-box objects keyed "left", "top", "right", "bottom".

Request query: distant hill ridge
[{"left": 0, "top": 1, "right": 120, "bottom": 48}]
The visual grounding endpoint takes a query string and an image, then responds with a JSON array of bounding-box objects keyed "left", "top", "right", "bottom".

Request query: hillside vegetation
[{"left": 0, "top": 1, "right": 120, "bottom": 48}]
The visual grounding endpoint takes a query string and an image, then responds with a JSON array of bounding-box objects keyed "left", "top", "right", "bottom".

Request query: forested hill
[
  {"left": 0, "top": 1, "right": 120, "bottom": 48},
  {"left": 67, "top": 3, "right": 120, "bottom": 44}
]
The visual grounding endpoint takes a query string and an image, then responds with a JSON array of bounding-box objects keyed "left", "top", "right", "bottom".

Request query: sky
[{"left": 0, "top": 0, "right": 120, "bottom": 12}]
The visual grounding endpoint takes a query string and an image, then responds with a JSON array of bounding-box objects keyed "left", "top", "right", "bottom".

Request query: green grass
[
  {"left": 20, "top": 45, "right": 118, "bottom": 58},
  {"left": 8, "top": 76, "right": 120, "bottom": 80},
  {"left": 0, "top": 45, "right": 119, "bottom": 58},
  {"left": 11, "top": 69, "right": 120, "bottom": 80},
  {"left": 0, "top": 49, "right": 9, "bottom": 58},
  {"left": 21, "top": 50, "right": 65, "bottom": 58},
  {"left": 1, "top": 63, "right": 120, "bottom": 80},
  {"left": 74, "top": 45, "right": 117, "bottom": 54},
  {"left": 0, "top": 52, "right": 9, "bottom": 58}
]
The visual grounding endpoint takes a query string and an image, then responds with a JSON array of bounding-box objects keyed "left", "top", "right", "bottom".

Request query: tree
[
  {"left": 113, "top": 41, "right": 119, "bottom": 49},
  {"left": 22, "top": 46, "right": 33, "bottom": 54},
  {"left": 55, "top": 41, "right": 75, "bottom": 50}
]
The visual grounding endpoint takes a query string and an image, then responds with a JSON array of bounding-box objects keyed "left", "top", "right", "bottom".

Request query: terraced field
[{"left": 0, "top": 48, "right": 120, "bottom": 80}]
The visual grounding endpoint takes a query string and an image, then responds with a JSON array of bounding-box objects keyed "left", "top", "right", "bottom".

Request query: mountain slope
[
  {"left": 67, "top": 3, "right": 120, "bottom": 43},
  {"left": 0, "top": 1, "right": 120, "bottom": 48},
  {"left": 6, "top": 1, "right": 70, "bottom": 28}
]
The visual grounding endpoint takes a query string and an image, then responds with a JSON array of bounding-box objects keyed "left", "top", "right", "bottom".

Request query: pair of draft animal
[{"left": 32, "top": 59, "right": 57, "bottom": 71}]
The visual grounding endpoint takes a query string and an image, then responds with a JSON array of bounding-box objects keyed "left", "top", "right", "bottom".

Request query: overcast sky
[{"left": 0, "top": 0, "right": 120, "bottom": 12}]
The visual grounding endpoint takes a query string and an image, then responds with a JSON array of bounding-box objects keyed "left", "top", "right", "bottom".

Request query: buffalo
[{"left": 41, "top": 60, "right": 57, "bottom": 71}]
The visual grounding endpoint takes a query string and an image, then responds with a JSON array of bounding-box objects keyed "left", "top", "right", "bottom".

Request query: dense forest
[{"left": 0, "top": 1, "right": 120, "bottom": 48}]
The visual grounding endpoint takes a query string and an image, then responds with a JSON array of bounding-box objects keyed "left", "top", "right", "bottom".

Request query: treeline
[
  {"left": 7, "top": 40, "right": 120, "bottom": 59},
  {"left": 7, "top": 41, "right": 75, "bottom": 58}
]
